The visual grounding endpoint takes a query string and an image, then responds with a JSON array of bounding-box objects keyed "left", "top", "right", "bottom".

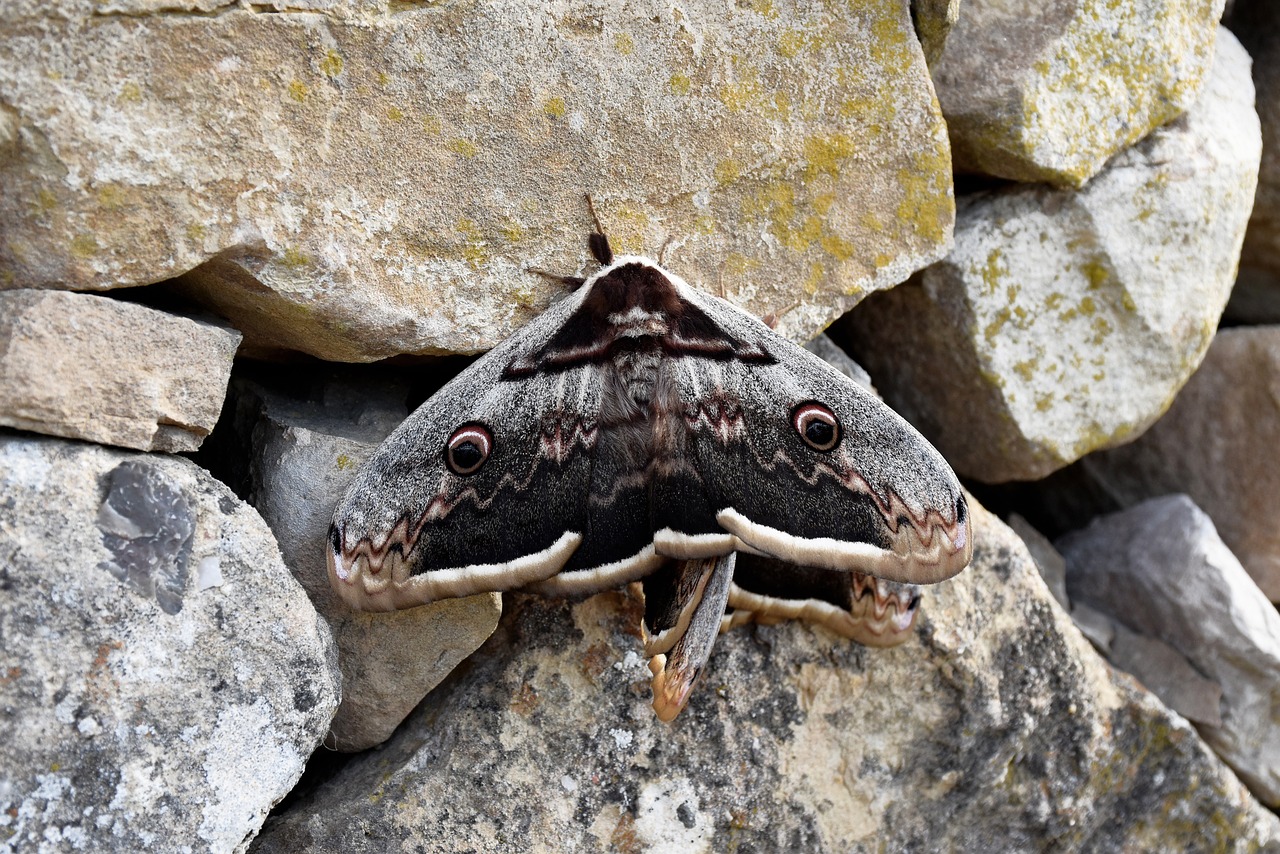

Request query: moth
[{"left": 328, "top": 210, "right": 972, "bottom": 721}]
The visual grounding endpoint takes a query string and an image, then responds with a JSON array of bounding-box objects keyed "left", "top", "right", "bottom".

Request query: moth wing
[
  {"left": 660, "top": 283, "right": 971, "bottom": 585},
  {"left": 329, "top": 285, "right": 630, "bottom": 610}
]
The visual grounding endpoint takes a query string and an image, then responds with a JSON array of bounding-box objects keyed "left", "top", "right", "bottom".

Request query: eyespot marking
[
  {"left": 445, "top": 423, "right": 493, "bottom": 476},
  {"left": 792, "top": 401, "right": 841, "bottom": 452}
]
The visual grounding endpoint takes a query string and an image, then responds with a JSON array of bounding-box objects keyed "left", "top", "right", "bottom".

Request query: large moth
[{"left": 329, "top": 215, "right": 972, "bottom": 721}]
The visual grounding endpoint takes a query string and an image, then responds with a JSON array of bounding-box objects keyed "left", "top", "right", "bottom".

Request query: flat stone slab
[{"left": 0, "top": 290, "right": 240, "bottom": 452}]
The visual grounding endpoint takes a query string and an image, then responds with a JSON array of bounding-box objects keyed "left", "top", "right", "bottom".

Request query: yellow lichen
[
  {"left": 614, "top": 33, "right": 635, "bottom": 55},
  {"left": 287, "top": 80, "right": 308, "bottom": 103},
  {"left": 387, "top": 106, "right": 405, "bottom": 122},
  {"left": 543, "top": 97, "right": 567, "bottom": 118},
  {"left": 422, "top": 115, "right": 442, "bottom": 135},
  {"left": 714, "top": 159, "right": 743, "bottom": 185},
  {"left": 320, "top": 49, "right": 344, "bottom": 79},
  {"left": 96, "top": 184, "right": 124, "bottom": 210},
  {"left": 281, "top": 247, "right": 310, "bottom": 269},
  {"left": 669, "top": 74, "right": 692, "bottom": 96},
  {"left": 186, "top": 223, "right": 207, "bottom": 242},
  {"left": 448, "top": 138, "right": 479, "bottom": 158},
  {"left": 119, "top": 82, "right": 142, "bottom": 103},
  {"left": 70, "top": 234, "right": 97, "bottom": 259}
]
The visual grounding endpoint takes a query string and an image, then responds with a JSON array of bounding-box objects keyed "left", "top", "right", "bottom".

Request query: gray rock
[
  {"left": 249, "top": 501, "right": 1279, "bottom": 852},
  {"left": 0, "top": 435, "right": 339, "bottom": 853},
  {"left": 1058, "top": 326, "right": 1280, "bottom": 600},
  {"left": 934, "top": 0, "right": 1224, "bottom": 187},
  {"left": 0, "top": 0, "right": 954, "bottom": 361},
  {"left": 1057, "top": 495, "right": 1280, "bottom": 807},
  {"left": 0, "top": 290, "right": 240, "bottom": 452},
  {"left": 848, "top": 28, "right": 1260, "bottom": 483},
  {"left": 1229, "top": 0, "right": 1280, "bottom": 322},
  {"left": 1107, "top": 621, "right": 1225, "bottom": 729},
  {"left": 1007, "top": 513, "right": 1069, "bottom": 610},
  {"left": 803, "top": 333, "right": 876, "bottom": 394},
  {"left": 234, "top": 375, "right": 501, "bottom": 751}
]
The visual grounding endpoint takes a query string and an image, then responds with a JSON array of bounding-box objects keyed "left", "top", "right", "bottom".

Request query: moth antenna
[
  {"left": 584, "top": 193, "right": 614, "bottom": 266},
  {"left": 527, "top": 267, "right": 587, "bottom": 290},
  {"left": 761, "top": 300, "right": 800, "bottom": 330},
  {"left": 657, "top": 235, "right": 677, "bottom": 266}
]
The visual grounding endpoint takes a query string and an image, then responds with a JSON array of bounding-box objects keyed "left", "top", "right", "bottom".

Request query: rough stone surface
[
  {"left": 1057, "top": 495, "right": 1280, "bottom": 807},
  {"left": 249, "top": 501, "right": 1279, "bottom": 853},
  {"left": 1007, "top": 513, "right": 1068, "bottom": 610},
  {"left": 1039, "top": 326, "right": 1280, "bottom": 600},
  {"left": 1228, "top": 0, "right": 1280, "bottom": 323},
  {"left": 934, "top": 0, "right": 1224, "bottom": 187},
  {"left": 847, "top": 28, "right": 1260, "bottom": 483},
  {"left": 0, "top": 290, "right": 241, "bottom": 452},
  {"left": 0, "top": 435, "right": 340, "bottom": 853},
  {"left": 0, "top": 0, "right": 954, "bottom": 361},
  {"left": 910, "top": 0, "right": 960, "bottom": 67},
  {"left": 232, "top": 375, "right": 501, "bottom": 751}
]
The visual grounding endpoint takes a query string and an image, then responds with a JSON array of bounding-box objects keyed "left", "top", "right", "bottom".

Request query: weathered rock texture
[
  {"left": 231, "top": 375, "right": 501, "bottom": 751},
  {"left": 0, "top": 0, "right": 954, "bottom": 360},
  {"left": 934, "top": 0, "right": 1225, "bottom": 187},
  {"left": 1226, "top": 0, "right": 1280, "bottom": 323},
  {"left": 0, "top": 435, "right": 340, "bottom": 853},
  {"left": 0, "top": 290, "right": 240, "bottom": 452},
  {"left": 847, "top": 28, "right": 1259, "bottom": 483},
  {"left": 1057, "top": 495, "right": 1280, "bottom": 807},
  {"left": 249, "top": 502, "right": 1279, "bottom": 852},
  {"left": 1036, "top": 326, "right": 1280, "bottom": 601}
]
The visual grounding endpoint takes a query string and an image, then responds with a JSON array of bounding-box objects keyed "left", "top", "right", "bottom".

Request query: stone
[
  {"left": 846, "top": 28, "right": 1260, "bottom": 483},
  {"left": 0, "top": 0, "right": 954, "bottom": 362},
  {"left": 910, "top": 0, "right": 960, "bottom": 67},
  {"left": 1106, "top": 621, "right": 1224, "bottom": 729},
  {"left": 1228, "top": 0, "right": 1280, "bottom": 323},
  {"left": 1007, "top": 513, "right": 1069, "bottom": 610},
  {"left": 0, "top": 290, "right": 240, "bottom": 453},
  {"left": 803, "top": 333, "right": 875, "bottom": 393},
  {"left": 249, "top": 501, "right": 1279, "bottom": 852},
  {"left": 933, "top": 0, "right": 1225, "bottom": 187},
  {"left": 1042, "top": 326, "right": 1280, "bottom": 600},
  {"left": 230, "top": 373, "right": 501, "bottom": 751},
  {"left": 1057, "top": 495, "right": 1280, "bottom": 807},
  {"left": 0, "top": 435, "right": 340, "bottom": 853}
]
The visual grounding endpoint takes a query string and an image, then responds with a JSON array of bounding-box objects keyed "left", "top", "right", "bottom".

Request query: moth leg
[
  {"left": 641, "top": 552, "right": 736, "bottom": 722},
  {"left": 526, "top": 267, "right": 587, "bottom": 289}
]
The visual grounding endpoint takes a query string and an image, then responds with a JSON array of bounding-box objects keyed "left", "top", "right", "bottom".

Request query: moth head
[{"left": 444, "top": 422, "right": 494, "bottom": 476}]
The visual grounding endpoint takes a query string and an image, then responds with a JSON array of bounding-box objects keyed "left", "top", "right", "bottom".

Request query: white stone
[{"left": 0, "top": 436, "right": 339, "bottom": 852}]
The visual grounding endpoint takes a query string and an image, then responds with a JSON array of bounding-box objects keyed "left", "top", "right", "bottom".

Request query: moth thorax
[{"left": 610, "top": 339, "right": 663, "bottom": 407}]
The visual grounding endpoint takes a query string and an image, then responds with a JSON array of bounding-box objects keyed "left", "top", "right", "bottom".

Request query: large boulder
[
  {"left": 0, "top": 435, "right": 340, "bottom": 853},
  {"left": 249, "top": 501, "right": 1279, "bottom": 852},
  {"left": 0, "top": 0, "right": 954, "bottom": 360}
]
